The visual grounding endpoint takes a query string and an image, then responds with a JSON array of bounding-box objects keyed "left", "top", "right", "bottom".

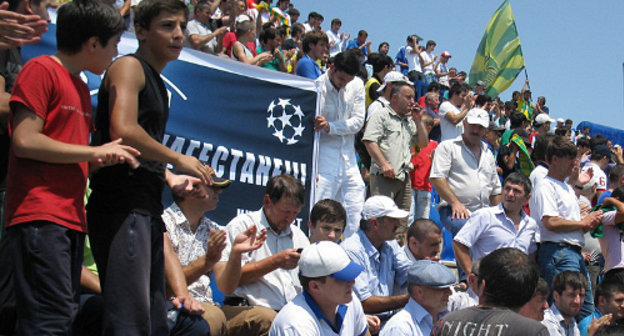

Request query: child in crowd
[{"left": 4, "top": 0, "right": 137, "bottom": 333}]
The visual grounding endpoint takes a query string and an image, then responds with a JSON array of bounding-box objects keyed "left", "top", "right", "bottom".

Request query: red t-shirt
[
  {"left": 223, "top": 31, "right": 257, "bottom": 58},
  {"left": 6, "top": 56, "right": 92, "bottom": 232},
  {"left": 410, "top": 140, "right": 438, "bottom": 191}
]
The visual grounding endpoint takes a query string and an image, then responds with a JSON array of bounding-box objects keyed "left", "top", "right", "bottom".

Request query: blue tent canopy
[{"left": 577, "top": 121, "right": 624, "bottom": 146}]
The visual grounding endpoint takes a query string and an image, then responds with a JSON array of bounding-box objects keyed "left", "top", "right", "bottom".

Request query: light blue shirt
[
  {"left": 379, "top": 298, "right": 437, "bottom": 336},
  {"left": 578, "top": 308, "right": 602, "bottom": 336},
  {"left": 341, "top": 229, "right": 411, "bottom": 320},
  {"left": 454, "top": 203, "right": 538, "bottom": 261}
]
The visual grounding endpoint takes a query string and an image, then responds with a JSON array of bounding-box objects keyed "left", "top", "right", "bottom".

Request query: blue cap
[
  {"left": 299, "top": 241, "right": 364, "bottom": 282},
  {"left": 408, "top": 260, "right": 456, "bottom": 288}
]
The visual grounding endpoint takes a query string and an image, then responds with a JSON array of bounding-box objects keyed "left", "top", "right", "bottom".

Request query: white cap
[
  {"left": 299, "top": 241, "right": 364, "bottom": 282},
  {"left": 534, "top": 114, "right": 555, "bottom": 126},
  {"left": 235, "top": 14, "right": 251, "bottom": 24},
  {"left": 465, "top": 108, "right": 489, "bottom": 128},
  {"left": 361, "top": 195, "right": 409, "bottom": 220},
  {"left": 377, "top": 71, "right": 413, "bottom": 92},
  {"left": 557, "top": 118, "right": 565, "bottom": 123}
]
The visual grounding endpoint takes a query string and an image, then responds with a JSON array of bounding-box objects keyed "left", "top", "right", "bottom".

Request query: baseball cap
[
  {"left": 361, "top": 195, "right": 409, "bottom": 220},
  {"left": 557, "top": 118, "right": 565, "bottom": 123},
  {"left": 299, "top": 241, "right": 364, "bottom": 282},
  {"left": 534, "top": 114, "right": 555, "bottom": 126},
  {"left": 476, "top": 80, "right": 486, "bottom": 87},
  {"left": 465, "top": 108, "right": 490, "bottom": 128},
  {"left": 377, "top": 71, "right": 413, "bottom": 92},
  {"left": 441, "top": 51, "right": 452, "bottom": 58},
  {"left": 408, "top": 260, "right": 456, "bottom": 288}
]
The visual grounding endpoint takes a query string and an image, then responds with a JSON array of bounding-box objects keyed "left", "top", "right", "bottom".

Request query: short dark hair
[
  {"left": 590, "top": 135, "right": 608, "bottom": 150},
  {"left": 595, "top": 279, "right": 624, "bottom": 305},
  {"left": 407, "top": 219, "right": 441, "bottom": 243},
  {"left": 448, "top": 83, "right": 467, "bottom": 99},
  {"left": 56, "top": 0, "right": 124, "bottom": 55},
  {"left": 333, "top": 50, "right": 361, "bottom": 76},
  {"left": 577, "top": 137, "right": 591, "bottom": 149},
  {"left": 504, "top": 172, "right": 532, "bottom": 195},
  {"left": 134, "top": 0, "right": 188, "bottom": 31},
  {"left": 309, "top": 199, "right": 346, "bottom": 229},
  {"left": 288, "top": 8, "right": 299, "bottom": 17},
  {"left": 546, "top": 135, "right": 577, "bottom": 162},
  {"left": 302, "top": 30, "right": 328, "bottom": 53},
  {"left": 426, "top": 40, "right": 436, "bottom": 47},
  {"left": 475, "top": 94, "right": 492, "bottom": 107},
  {"left": 291, "top": 22, "right": 305, "bottom": 37},
  {"left": 509, "top": 111, "right": 528, "bottom": 128},
  {"left": 357, "top": 30, "right": 368, "bottom": 37},
  {"left": 266, "top": 174, "right": 304, "bottom": 206},
  {"left": 612, "top": 184, "right": 624, "bottom": 199},
  {"left": 610, "top": 165, "right": 624, "bottom": 184},
  {"left": 595, "top": 326, "right": 624, "bottom": 336},
  {"left": 367, "top": 53, "right": 391, "bottom": 74},
  {"left": 331, "top": 18, "right": 341, "bottom": 26},
  {"left": 534, "top": 277, "right": 549, "bottom": 297},
  {"left": 299, "top": 274, "right": 326, "bottom": 292},
  {"left": 378, "top": 42, "right": 389, "bottom": 51},
  {"left": 307, "top": 11, "right": 322, "bottom": 20},
  {"left": 259, "top": 27, "right": 278, "bottom": 44},
  {"left": 553, "top": 271, "right": 587, "bottom": 297},
  {"left": 426, "top": 81, "right": 441, "bottom": 93},
  {"left": 479, "top": 248, "right": 539, "bottom": 310},
  {"left": 194, "top": 0, "right": 212, "bottom": 14},
  {"left": 533, "top": 133, "right": 555, "bottom": 162},
  {"left": 565, "top": 119, "right": 573, "bottom": 125}
]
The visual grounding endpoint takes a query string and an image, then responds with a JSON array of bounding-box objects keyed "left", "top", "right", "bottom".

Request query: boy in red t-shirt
[
  {"left": 4, "top": 0, "right": 139, "bottom": 333},
  {"left": 410, "top": 114, "right": 438, "bottom": 221}
]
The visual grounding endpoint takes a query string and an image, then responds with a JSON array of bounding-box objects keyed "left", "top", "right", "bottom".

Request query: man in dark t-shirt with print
[{"left": 432, "top": 248, "right": 549, "bottom": 336}]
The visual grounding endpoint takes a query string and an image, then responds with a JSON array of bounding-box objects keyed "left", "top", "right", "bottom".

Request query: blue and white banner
[{"left": 22, "top": 14, "right": 319, "bottom": 230}]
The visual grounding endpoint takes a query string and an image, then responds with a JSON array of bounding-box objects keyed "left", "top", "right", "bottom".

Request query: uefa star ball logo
[{"left": 266, "top": 98, "right": 305, "bottom": 145}]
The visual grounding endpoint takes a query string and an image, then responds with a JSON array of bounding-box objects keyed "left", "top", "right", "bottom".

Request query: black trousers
[
  {"left": 8, "top": 221, "right": 84, "bottom": 336},
  {"left": 88, "top": 211, "right": 168, "bottom": 336}
]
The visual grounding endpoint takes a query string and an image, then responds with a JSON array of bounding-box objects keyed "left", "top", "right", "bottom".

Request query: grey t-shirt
[{"left": 432, "top": 306, "right": 549, "bottom": 336}]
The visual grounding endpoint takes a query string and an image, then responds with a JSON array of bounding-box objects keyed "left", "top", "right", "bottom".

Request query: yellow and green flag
[{"left": 469, "top": 0, "right": 524, "bottom": 98}]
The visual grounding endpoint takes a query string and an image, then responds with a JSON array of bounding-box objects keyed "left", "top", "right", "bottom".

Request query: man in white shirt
[
  {"left": 453, "top": 172, "right": 538, "bottom": 274},
  {"left": 419, "top": 40, "right": 437, "bottom": 84},
  {"left": 313, "top": 50, "right": 366, "bottom": 239},
  {"left": 326, "top": 18, "right": 349, "bottom": 57},
  {"left": 380, "top": 260, "right": 455, "bottom": 336},
  {"left": 185, "top": 1, "right": 228, "bottom": 54},
  {"left": 542, "top": 271, "right": 585, "bottom": 336},
  {"left": 438, "top": 83, "right": 472, "bottom": 141},
  {"left": 270, "top": 241, "right": 369, "bottom": 336},
  {"left": 581, "top": 144, "right": 611, "bottom": 201},
  {"left": 530, "top": 135, "right": 602, "bottom": 320},
  {"left": 214, "top": 174, "right": 310, "bottom": 313},
  {"left": 303, "top": 11, "right": 323, "bottom": 32}
]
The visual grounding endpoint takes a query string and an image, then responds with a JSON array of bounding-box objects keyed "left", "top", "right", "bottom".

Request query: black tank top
[{"left": 88, "top": 54, "right": 169, "bottom": 216}]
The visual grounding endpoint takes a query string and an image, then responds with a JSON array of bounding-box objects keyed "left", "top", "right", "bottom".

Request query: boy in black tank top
[{"left": 88, "top": 0, "right": 214, "bottom": 333}]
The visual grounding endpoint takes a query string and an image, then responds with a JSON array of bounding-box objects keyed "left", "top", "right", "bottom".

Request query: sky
[{"left": 294, "top": 0, "right": 624, "bottom": 128}]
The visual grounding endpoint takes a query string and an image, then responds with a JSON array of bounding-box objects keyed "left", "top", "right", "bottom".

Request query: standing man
[
  {"left": 346, "top": 30, "right": 372, "bottom": 57},
  {"left": 432, "top": 248, "right": 549, "bottom": 336},
  {"left": 269, "top": 241, "right": 370, "bottom": 336},
  {"left": 530, "top": 136, "right": 602, "bottom": 319},
  {"left": 295, "top": 30, "right": 328, "bottom": 79},
  {"left": 380, "top": 260, "right": 456, "bottom": 336},
  {"left": 89, "top": 0, "right": 215, "bottom": 333},
  {"left": 313, "top": 50, "right": 366, "bottom": 239},
  {"left": 341, "top": 196, "right": 412, "bottom": 322},
  {"left": 453, "top": 173, "right": 538, "bottom": 275},
  {"left": 439, "top": 83, "right": 472, "bottom": 141},
  {"left": 541, "top": 271, "right": 586, "bottom": 336},
  {"left": 325, "top": 18, "right": 349, "bottom": 57},
  {"left": 363, "top": 82, "right": 428, "bottom": 238},
  {"left": 419, "top": 40, "right": 437, "bottom": 84},
  {"left": 581, "top": 144, "right": 611, "bottom": 202}
]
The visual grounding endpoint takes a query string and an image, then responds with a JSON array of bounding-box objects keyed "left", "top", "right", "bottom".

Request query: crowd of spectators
[{"left": 2, "top": 0, "right": 624, "bottom": 335}]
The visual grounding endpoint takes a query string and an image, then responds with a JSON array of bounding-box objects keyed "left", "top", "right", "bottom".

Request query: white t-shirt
[
  {"left": 405, "top": 46, "right": 422, "bottom": 73},
  {"left": 420, "top": 51, "right": 435, "bottom": 74},
  {"left": 529, "top": 176, "right": 584, "bottom": 247},
  {"left": 438, "top": 101, "right": 464, "bottom": 141},
  {"left": 582, "top": 162, "right": 607, "bottom": 191},
  {"left": 269, "top": 291, "right": 368, "bottom": 336},
  {"left": 185, "top": 19, "right": 218, "bottom": 54}
]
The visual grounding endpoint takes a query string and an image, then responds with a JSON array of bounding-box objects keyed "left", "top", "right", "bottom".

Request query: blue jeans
[
  {"left": 439, "top": 206, "right": 469, "bottom": 280},
  {"left": 412, "top": 189, "right": 431, "bottom": 220},
  {"left": 537, "top": 243, "right": 594, "bottom": 320}
]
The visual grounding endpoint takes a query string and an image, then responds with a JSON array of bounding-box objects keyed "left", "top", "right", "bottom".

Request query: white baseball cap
[
  {"left": 377, "top": 71, "right": 413, "bottom": 92},
  {"left": 534, "top": 114, "right": 555, "bottom": 126},
  {"left": 361, "top": 195, "right": 409, "bottom": 220},
  {"left": 299, "top": 241, "right": 364, "bottom": 282},
  {"left": 465, "top": 108, "right": 490, "bottom": 128}
]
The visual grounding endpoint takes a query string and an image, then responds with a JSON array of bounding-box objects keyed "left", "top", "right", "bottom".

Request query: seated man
[
  {"left": 542, "top": 271, "right": 586, "bottom": 336},
  {"left": 162, "top": 177, "right": 277, "bottom": 335},
  {"left": 214, "top": 174, "right": 309, "bottom": 314},
  {"left": 578, "top": 279, "right": 624, "bottom": 336},
  {"left": 185, "top": 0, "right": 227, "bottom": 54},
  {"left": 341, "top": 195, "right": 411, "bottom": 322},
  {"left": 404, "top": 218, "right": 442, "bottom": 262},
  {"left": 269, "top": 241, "right": 369, "bottom": 336},
  {"left": 447, "top": 259, "right": 481, "bottom": 312},
  {"left": 518, "top": 278, "right": 550, "bottom": 322},
  {"left": 380, "top": 260, "right": 455, "bottom": 336},
  {"left": 453, "top": 172, "right": 538, "bottom": 274}
]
